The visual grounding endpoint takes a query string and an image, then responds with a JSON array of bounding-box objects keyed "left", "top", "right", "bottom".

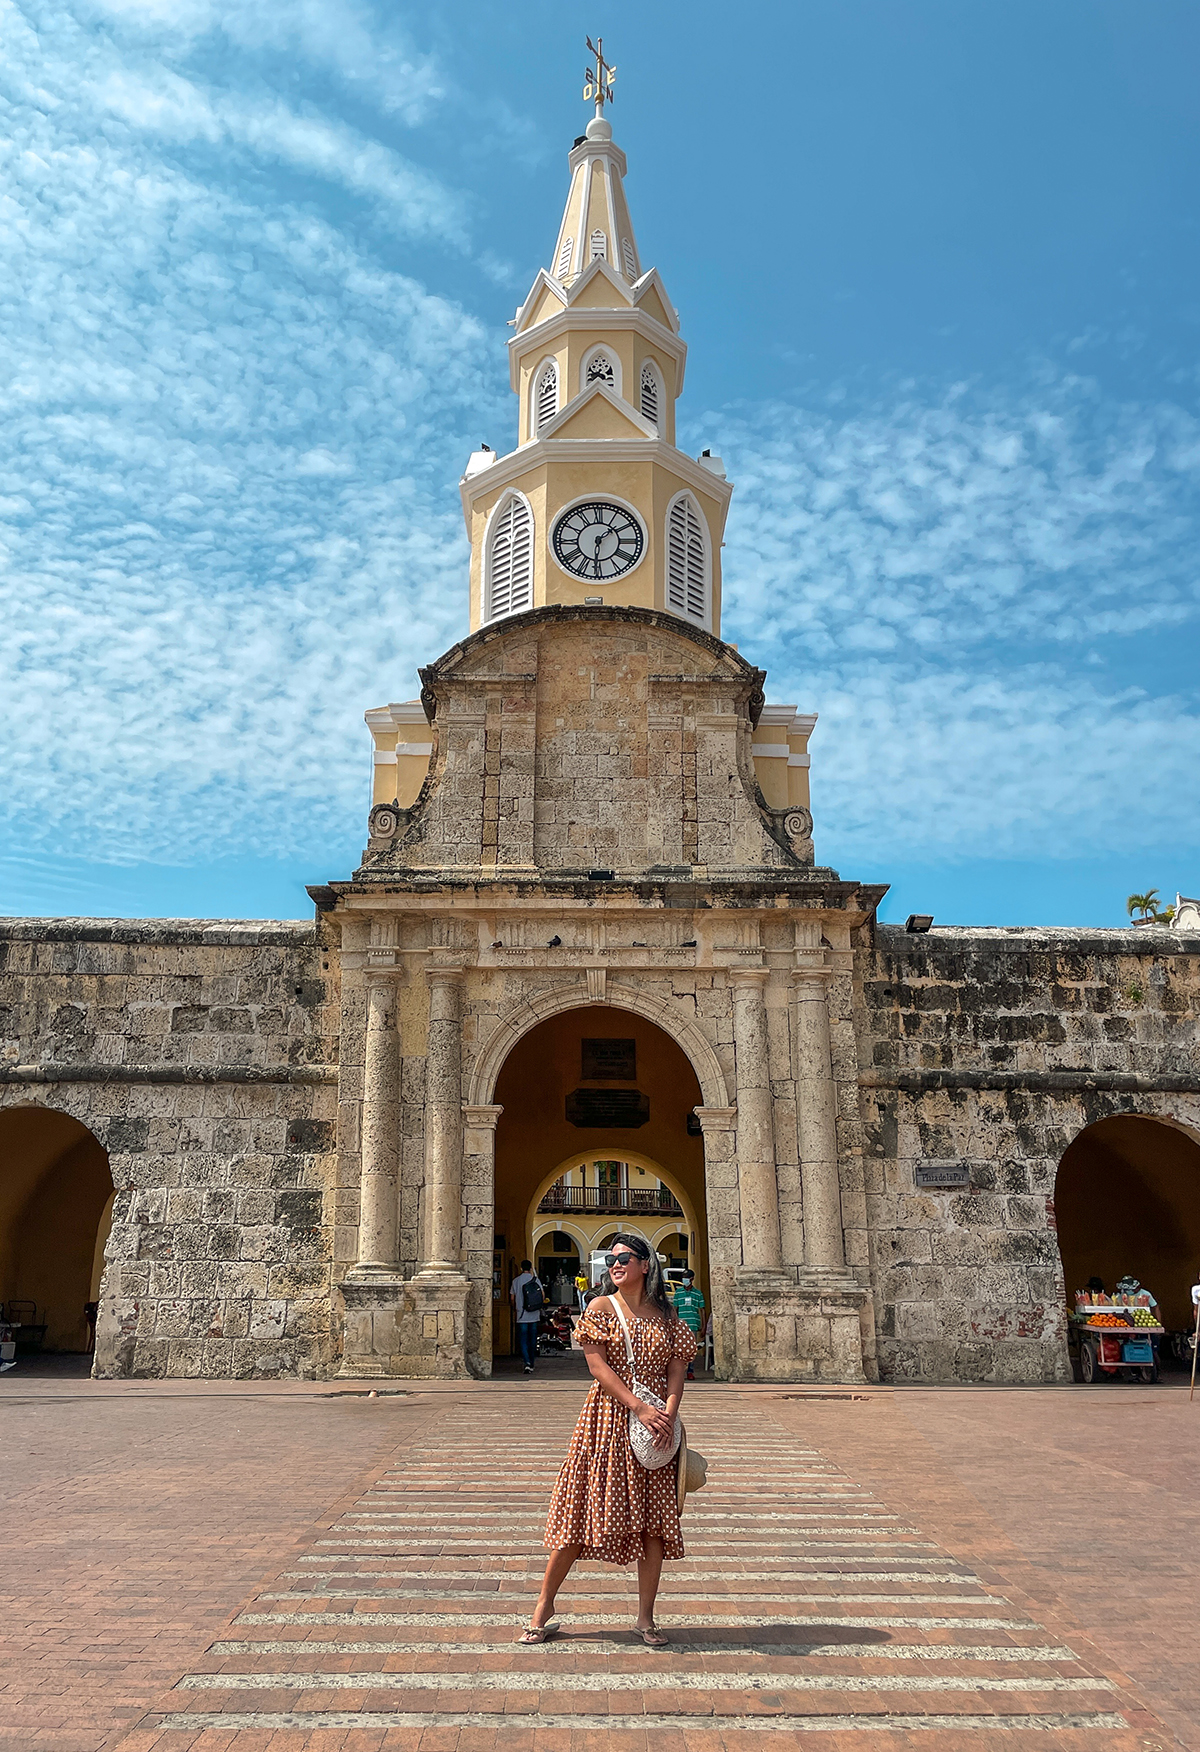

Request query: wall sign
[
  {"left": 566, "top": 1089, "right": 650, "bottom": 1128},
  {"left": 582, "top": 1038, "right": 636, "bottom": 1080},
  {"left": 914, "top": 1163, "right": 970, "bottom": 1189}
]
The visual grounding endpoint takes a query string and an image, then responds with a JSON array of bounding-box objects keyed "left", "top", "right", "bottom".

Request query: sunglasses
[{"left": 605, "top": 1251, "right": 640, "bottom": 1269}]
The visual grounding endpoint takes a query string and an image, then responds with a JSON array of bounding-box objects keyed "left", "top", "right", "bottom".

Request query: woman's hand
[{"left": 634, "top": 1401, "right": 676, "bottom": 1448}]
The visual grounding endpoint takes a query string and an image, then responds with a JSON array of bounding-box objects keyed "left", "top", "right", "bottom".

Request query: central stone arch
[
  {"left": 467, "top": 979, "right": 731, "bottom": 1111},
  {"left": 470, "top": 981, "right": 732, "bottom": 1374}
]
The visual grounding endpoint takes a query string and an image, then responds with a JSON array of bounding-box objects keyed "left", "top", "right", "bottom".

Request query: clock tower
[{"left": 460, "top": 109, "right": 732, "bottom": 634}]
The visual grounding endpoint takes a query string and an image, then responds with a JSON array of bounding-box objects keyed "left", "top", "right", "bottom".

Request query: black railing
[{"left": 537, "top": 1185, "right": 683, "bottom": 1216}]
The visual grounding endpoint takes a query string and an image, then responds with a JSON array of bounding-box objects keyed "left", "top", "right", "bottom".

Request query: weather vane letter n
[{"left": 583, "top": 35, "right": 616, "bottom": 116}]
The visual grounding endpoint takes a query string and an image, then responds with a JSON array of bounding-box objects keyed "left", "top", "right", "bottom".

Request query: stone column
[
  {"left": 791, "top": 965, "right": 845, "bottom": 1270},
  {"left": 419, "top": 966, "right": 467, "bottom": 1276},
  {"left": 729, "top": 968, "right": 783, "bottom": 1272},
  {"left": 356, "top": 973, "right": 400, "bottom": 1272},
  {"left": 462, "top": 1103, "right": 503, "bottom": 1375},
  {"left": 695, "top": 1104, "right": 739, "bottom": 1379}
]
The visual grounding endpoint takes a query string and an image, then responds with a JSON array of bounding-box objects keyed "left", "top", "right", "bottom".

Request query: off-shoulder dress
[{"left": 543, "top": 1300, "right": 697, "bottom": 1564}]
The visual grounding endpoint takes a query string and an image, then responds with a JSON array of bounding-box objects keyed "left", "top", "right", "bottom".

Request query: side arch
[
  {"left": 0, "top": 1103, "right": 114, "bottom": 1354},
  {"left": 1054, "top": 1108, "right": 1200, "bottom": 1333},
  {"left": 467, "top": 980, "right": 731, "bottom": 1111}
]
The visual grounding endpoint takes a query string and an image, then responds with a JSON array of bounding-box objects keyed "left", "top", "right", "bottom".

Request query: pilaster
[{"left": 728, "top": 968, "right": 783, "bottom": 1271}]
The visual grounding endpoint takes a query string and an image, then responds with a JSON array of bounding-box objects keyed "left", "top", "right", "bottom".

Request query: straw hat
[{"left": 676, "top": 1423, "right": 708, "bottom": 1516}]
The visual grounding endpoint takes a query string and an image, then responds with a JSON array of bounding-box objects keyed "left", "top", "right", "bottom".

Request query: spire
[{"left": 548, "top": 36, "right": 641, "bottom": 286}]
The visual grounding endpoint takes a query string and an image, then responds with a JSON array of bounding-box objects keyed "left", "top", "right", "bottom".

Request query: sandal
[
  {"left": 517, "top": 1622, "right": 559, "bottom": 1644},
  {"left": 633, "top": 1623, "right": 669, "bottom": 1647}
]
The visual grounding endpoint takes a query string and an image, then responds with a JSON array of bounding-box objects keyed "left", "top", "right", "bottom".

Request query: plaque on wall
[
  {"left": 914, "top": 1163, "right": 970, "bottom": 1189},
  {"left": 566, "top": 1088, "right": 650, "bottom": 1128},
  {"left": 582, "top": 1038, "right": 636, "bottom": 1081}
]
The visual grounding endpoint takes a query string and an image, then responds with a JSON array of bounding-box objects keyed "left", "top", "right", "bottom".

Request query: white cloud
[
  {"left": 0, "top": 0, "right": 507, "bottom": 871},
  {"left": 704, "top": 382, "right": 1200, "bottom": 864},
  {"left": 2, "top": 2, "right": 1197, "bottom": 892},
  {"left": 80, "top": 0, "right": 445, "bottom": 122}
]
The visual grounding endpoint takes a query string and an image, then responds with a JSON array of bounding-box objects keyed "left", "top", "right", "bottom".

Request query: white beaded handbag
[{"left": 610, "top": 1296, "right": 682, "bottom": 1471}]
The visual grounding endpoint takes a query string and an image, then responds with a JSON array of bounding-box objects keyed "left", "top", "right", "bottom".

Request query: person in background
[
  {"left": 672, "top": 1269, "right": 705, "bottom": 1381},
  {"left": 1116, "top": 1274, "right": 1163, "bottom": 1324},
  {"left": 511, "top": 1260, "right": 542, "bottom": 1376},
  {"left": 575, "top": 1269, "right": 589, "bottom": 1312}
]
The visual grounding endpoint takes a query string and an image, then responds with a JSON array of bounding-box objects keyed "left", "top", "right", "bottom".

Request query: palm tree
[{"left": 1126, "top": 889, "right": 1161, "bottom": 921}]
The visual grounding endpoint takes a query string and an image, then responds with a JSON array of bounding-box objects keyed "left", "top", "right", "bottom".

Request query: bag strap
[{"left": 609, "top": 1295, "right": 637, "bottom": 1373}]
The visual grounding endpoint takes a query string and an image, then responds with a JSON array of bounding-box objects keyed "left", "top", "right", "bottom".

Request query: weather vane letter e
[{"left": 583, "top": 35, "right": 616, "bottom": 116}]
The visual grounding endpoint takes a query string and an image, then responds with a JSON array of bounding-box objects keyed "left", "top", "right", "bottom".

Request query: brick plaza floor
[{"left": 1, "top": 1368, "right": 1197, "bottom": 1751}]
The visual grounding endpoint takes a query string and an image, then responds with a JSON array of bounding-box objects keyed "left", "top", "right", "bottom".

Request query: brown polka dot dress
[{"left": 543, "top": 1299, "right": 698, "bottom": 1564}]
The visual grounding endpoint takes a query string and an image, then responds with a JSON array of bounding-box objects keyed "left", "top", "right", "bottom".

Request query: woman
[{"left": 520, "top": 1233, "right": 697, "bottom": 1648}]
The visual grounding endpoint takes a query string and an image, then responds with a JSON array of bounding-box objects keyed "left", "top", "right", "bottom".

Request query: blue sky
[{"left": 2, "top": 0, "right": 1198, "bottom": 925}]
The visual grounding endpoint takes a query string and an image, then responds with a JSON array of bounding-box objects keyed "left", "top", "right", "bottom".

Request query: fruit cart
[{"left": 1072, "top": 1298, "right": 1162, "bottom": 1384}]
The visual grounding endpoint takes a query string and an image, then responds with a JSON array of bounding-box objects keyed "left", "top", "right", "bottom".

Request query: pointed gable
[
  {"left": 543, "top": 383, "right": 654, "bottom": 442},
  {"left": 633, "top": 278, "right": 676, "bottom": 332}
]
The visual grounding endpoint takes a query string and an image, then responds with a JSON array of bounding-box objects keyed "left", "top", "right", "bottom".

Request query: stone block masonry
[
  {"left": 0, "top": 920, "right": 340, "bottom": 1379},
  {"left": 857, "top": 924, "right": 1200, "bottom": 1383}
]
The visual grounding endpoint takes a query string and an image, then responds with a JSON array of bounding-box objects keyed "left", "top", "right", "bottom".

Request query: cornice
[
  {"left": 459, "top": 435, "right": 735, "bottom": 522},
  {"left": 508, "top": 304, "right": 686, "bottom": 390}
]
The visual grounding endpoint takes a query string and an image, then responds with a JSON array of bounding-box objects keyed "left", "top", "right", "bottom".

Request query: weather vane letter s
[{"left": 583, "top": 35, "right": 616, "bottom": 116}]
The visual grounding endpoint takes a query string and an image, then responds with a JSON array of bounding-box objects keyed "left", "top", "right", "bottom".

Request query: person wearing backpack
[{"left": 511, "top": 1260, "right": 544, "bottom": 1375}]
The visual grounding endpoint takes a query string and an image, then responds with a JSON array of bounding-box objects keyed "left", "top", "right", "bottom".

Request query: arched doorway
[
  {"left": 490, "top": 1005, "right": 708, "bottom": 1360},
  {"left": 0, "top": 1106, "right": 114, "bottom": 1355},
  {"left": 1055, "top": 1114, "right": 1200, "bottom": 1336},
  {"left": 527, "top": 1148, "right": 702, "bottom": 1298}
]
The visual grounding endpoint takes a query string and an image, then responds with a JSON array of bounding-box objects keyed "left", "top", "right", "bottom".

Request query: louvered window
[
  {"left": 666, "top": 494, "right": 708, "bottom": 624},
  {"left": 590, "top": 228, "right": 607, "bottom": 261},
  {"left": 486, "top": 493, "right": 533, "bottom": 621},
  {"left": 622, "top": 237, "right": 637, "bottom": 278},
  {"left": 640, "top": 362, "right": 659, "bottom": 428},
  {"left": 535, "top": 360, "right": 558, "bottom": 433},
  {"left": 556, "top": 236, "right": 574, "bottom": 279},
  {"left": 585, "top": 351, "right": 615, "bottom": 388}
]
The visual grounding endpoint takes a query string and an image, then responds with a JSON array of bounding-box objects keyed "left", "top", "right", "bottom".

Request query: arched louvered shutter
[
  {"left": 621, "top": 237, "right": 637, "bottom": 278},
  {"left": 666, "top": 495, "right": 708, "bottom": 624},
  {"left": 585, "top": 351, "right": 615, "bottom": 388},
  {"left": 640, "top": 363, "right": 659, "bottom": 428},
  {"left": 486, "top": 494, "right": 533, "bottom": 622},
  {"left": 535, "top": 361, "right": 558, "bottom": 433},
  {"left": 589, "top": 229, "right": 607, "bottom": 261},
  {"left": 556, "top": 236, "right": 574, "bottom": 279}
]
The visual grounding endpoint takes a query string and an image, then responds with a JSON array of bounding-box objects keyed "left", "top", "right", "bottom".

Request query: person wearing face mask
[{"left": 519, "top": 1232, "right": 696, "bottom": 1648}]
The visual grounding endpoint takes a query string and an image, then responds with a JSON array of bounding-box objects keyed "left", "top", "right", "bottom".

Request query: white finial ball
[{"left": 586, "top": 116, "right": 612, "bottom": 142}]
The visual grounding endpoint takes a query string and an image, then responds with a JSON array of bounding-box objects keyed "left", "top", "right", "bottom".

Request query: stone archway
[
  {"left": 0, "top": 1105, "right": 114, "bottom": 1357},
  {"left": 1055, "top": 1113, "right": 1200, "bottom": 1334},
  {"left": 467, "top": 980, "right": 730, "bottom": 1111},
  {"left": 485, "top": 1001, "right": 714, "bottom": 1364},
  {"left": 526, "top": 1146, "right": 703, "bottom": 1282}
]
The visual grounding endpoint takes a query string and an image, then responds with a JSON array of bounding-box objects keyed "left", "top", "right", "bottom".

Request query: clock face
[{"left": 551, "top": 500, "right": 644, "bottom": 581}]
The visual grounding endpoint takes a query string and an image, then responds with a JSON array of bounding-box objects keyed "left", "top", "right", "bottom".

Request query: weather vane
[{"left": 583, "top": 34, "right": 616, "bottom": 116}]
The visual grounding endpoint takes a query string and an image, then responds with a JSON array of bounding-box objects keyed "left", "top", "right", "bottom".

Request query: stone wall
[
  {"left": 856, "top": 923, "right": 1200, "bottom": 1383},
  {"left": 358, "top": 606, "right": 813, "bottom": 878},
  {"left": 0, "top": 920, "right": 339, "bottom": 1379}
]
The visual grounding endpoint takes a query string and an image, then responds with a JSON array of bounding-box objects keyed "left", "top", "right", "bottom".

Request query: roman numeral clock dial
[{"left": 551, "top": 500, "right": 644, "bottom": 581}]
